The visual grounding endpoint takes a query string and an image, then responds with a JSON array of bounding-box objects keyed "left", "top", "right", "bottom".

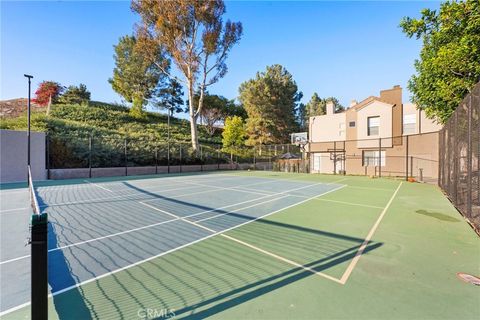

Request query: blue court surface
[{"left": 0, "top": 172, "right": 344, "bottom": 315}]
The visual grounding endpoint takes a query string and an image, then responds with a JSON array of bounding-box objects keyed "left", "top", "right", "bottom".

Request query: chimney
[
  {"left": 326, "top": 101, "right": 335, "bottom": 115},
  {"left": 349, "top": 100, "right": 357, "bottom": 108},
  {"left": 380, "top": 85, "right": 402, "bottom": 106}
]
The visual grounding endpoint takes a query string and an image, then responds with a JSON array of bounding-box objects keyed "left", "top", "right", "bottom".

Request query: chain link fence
[
  {"left": 439, "top": 82, "right": 480, "bottom": 233},
  {"left": 45, "top": 133, "right": 303, "bottom": 178},
  {"left": 308, "top": 132, "right": 440, "bottom": 183}
]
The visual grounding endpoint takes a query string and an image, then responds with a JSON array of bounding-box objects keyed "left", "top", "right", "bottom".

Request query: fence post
[
  {"left": 453, "top": 112, "right": 458, "bottom": 203},
  {"left": 46, "top": 133, "right": 50, "bottom": 180},
  {"left": 167, "top": 142, "right": 170, "bottom": 174},
  {"left": 268, "top": 145, "right": 272, "bottom": 170},
  {"left": 124, "top": 137, "right": 128, "bottom": 176},
  {"left": 179, "top": 144, "right": 182, "bottom": 173},
  {"left": 405, "top": 135, "right": 409, "bottom": 181},
  {"left": 253, "top": 146, "right": 256, "bottom": 170},
  {"left": 200, "top": 144, "right": 203, "bottom": 172},
  {"left": 410, "top": 156, "right": 413, "bottom": 178},
  {"left": 217, "top": 145, "right": 220, "bottom": 170},
  {"left": 155, "top": 145, "right": 158, "bottom": 174},
  {"left": 467, "top": 94, "right": 473, "bottom": 218},
  {"left": 333, "top": 141, "right": 337, "bottom": 175},
  {"left": 89, "top": 134, "right": 92, "bottom": 179},
  {"left": 378, "top": 138, "right": 382, "bottom": 178}
]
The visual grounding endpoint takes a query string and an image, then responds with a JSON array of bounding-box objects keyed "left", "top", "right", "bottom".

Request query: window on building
[
  {"left": 339, "top": 123, "right": 345, "bottom": 136},
  {"left": 403, "top": 114, "right": 416, "bottom": 135},
  {"left": 367, "top": 116, "right": 380, "bottom": 136},
  {"left": 349, "top": 121, "right": 356, "bottom": 127},
  {"left": 362, "top": 150, "right": 386, "bottom": 166}
]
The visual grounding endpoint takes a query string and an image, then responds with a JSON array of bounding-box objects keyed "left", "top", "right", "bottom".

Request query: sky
[{"left": 1, "top": 0, "right": 441, "bottom": 113}]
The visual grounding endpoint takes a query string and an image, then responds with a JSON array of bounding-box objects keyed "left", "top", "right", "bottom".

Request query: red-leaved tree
[{"left": 33, "top": 81, "right": 64, "bottom": 108}]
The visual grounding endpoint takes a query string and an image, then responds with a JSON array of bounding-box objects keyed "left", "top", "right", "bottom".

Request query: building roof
[{"left": 350, "top": 96, "right": 394, "bottom": 111}]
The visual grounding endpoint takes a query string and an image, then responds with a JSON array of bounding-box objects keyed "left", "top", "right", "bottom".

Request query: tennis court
[{"left": 1, "top": 171, "right": 478, "bottom": 319}]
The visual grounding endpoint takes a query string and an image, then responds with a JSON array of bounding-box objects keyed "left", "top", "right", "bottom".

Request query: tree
[
  {"left": 191, "top": 92, "right": 239, "bottom": 136},
  {"left": 239, "top": 64, "right": 302, "bottom": 145},
  {"left": 155, "top": 78, "right": 184, "bottom": 115},
  {"left": 306, "top": 93, "right": 325, "bottom": 116},
  {"left": 305, "top": 93, "right": 344, "bottom": 117},
  {"left": 109, "top": 35, "right": 169, "bottom": 117},
  {"left": 400, "top": 0, "right": 480, "bottom": 123},
  {"left": 33, "top": 81, "right": 64, "bottom": 113},
  {"left": 222, "top": 116, "right": 246, "bottom": 161},
  {"left": 132, "top": 0, "right": 243, "bottom": 151},
  {"left": 296, "top": 103, "right": 307, "bottom": 131},
  {"left": 58, "top": 83, "right": 91, "bottom": 105}
]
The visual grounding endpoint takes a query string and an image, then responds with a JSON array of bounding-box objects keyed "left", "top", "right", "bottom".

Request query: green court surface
[{"left": 1, "top": 171, "right": 478, "bottom": 319}]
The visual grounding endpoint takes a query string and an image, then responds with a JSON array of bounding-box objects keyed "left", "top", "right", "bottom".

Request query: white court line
[
  {"left": 0, "top": 189, "right": 27, "bottom": 194},
  {"left": 40, "top": 175, "right": 277, "bottom": 209},
  {"left": 232, "top": 187, "right": 384, "bottom": 209},
  {"left": 83, "top": 180, "right": 114, "bottom": 192},
  {"left": 139, "top": 188, "right": 340, "bottom": 283},
  {"left": 346, "top": 185, "right": 396, "bottom": 192},
  {"left": 40, "top": 184, "right": 202, "bottom": 208},
  {"left": 313, "top": 198, "right": 384, "bottom": 209},
  {"left": 37, "top": 173, "right": 234, "bottom": 191},
  {"left": 0, "top": 178, "right": 333, "bottom": 264},
  {"left": 0, "top": 178, "right": 347, "bottom": 317},
  {"left": 339, "top": 182, "right": 403, "bottom": 284},
  {"left": 0, "top": 207, "right": 29, "bottom": 214},
  {"left": 221, "top": 234, "right": 344, "bottom": 284},
  {"left": 0, "top": 191, "right": 280, "bottom": 265}
]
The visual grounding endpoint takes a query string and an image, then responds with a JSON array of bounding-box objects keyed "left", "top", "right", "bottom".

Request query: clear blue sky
[{"left": 1, "top": 1, "right": 440, "bottom": 111}]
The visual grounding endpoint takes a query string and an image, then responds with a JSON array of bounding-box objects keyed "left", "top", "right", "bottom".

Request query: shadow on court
[{"left": 45, "top": 181, "right": 382, "bottom": 319}]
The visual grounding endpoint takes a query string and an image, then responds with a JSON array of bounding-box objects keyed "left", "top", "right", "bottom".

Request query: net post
[
  {"left": 89, "top": 134, "right": 93, "bottom": 178},
  {"left": 405, "top": 135, "right": 409, "bottom": 181},
  {"left": 31, "top": 212, "right": 48, "bottom": 320}
]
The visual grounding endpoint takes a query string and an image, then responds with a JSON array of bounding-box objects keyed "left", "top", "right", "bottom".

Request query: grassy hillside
[
  {"left": 0, "top": 101, "right": 222, "bottom": 144},
  {"left": 0, "top": 101, "right": 228, "bottom": 168}
]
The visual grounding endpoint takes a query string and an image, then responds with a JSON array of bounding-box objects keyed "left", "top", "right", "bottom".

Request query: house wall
[
  {"left": 403, "top": 103, "right": 443, "bottom": 134},
  {"left": 309, "top": 132, "right": 439, "bottom": 180},
  {"left": 356, "top": 101, "right": 393, "bottom": 148},
  {"left": 345, "top": 108, "right": 357, "bottom": 141},
  {"left": 380, "top": 85, "right": 403, "bottom": 145},
  {"left": 310, "top": 112, "right": 346, "bottom": 143}
]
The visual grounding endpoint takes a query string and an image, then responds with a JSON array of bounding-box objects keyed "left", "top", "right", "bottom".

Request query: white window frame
[
  {"left": 367, "top": 116, "right": 380, "bottom": 136},
  {"left": 403, "top": 114, "right": 416, "bottom": 135},
  {"left": 363, "top": 150, "right": 386, "bottom": 167}
]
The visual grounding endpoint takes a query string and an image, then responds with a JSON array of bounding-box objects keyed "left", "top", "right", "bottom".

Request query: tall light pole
[{"left": 24, "top": 74, "right": 33, "bottom": 181}]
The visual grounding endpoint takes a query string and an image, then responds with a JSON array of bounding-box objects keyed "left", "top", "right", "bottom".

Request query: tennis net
[{"left": 28, "top": 165, "right": 41, "bottom": 215}]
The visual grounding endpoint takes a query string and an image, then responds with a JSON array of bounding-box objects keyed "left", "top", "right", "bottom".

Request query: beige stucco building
[{"left": 308, "top": 85, "right": 442, "bottom": 180}]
